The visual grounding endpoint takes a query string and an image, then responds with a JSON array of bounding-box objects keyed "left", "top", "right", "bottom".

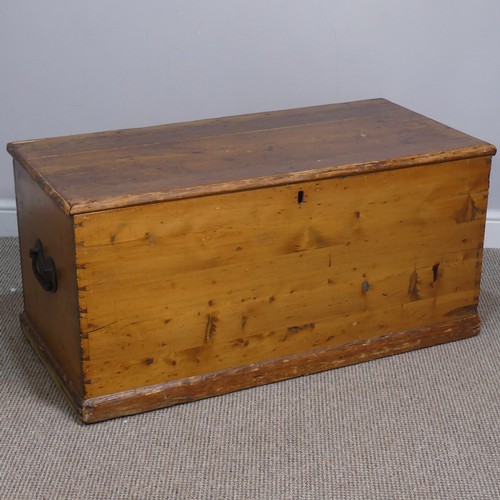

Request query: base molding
[
  {"left": 20, "top": 311, "right": 480, "bottom": 424},
  {"left": 0, "top": 199, "right": 17, "bottom": 237},
  {"left": 484, "top": 209, "right": 500, "bottom": 248},
  {"left": 20, "top": 313, "right": 84, "bottom": 418}
]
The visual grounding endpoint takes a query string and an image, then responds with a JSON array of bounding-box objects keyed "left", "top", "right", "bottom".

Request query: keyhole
[
  {"left": 432, "top": 262, "right": 440, "bottom": 282},
  {"left": 297, "top": 190, "right": 304, "bottom": 205}
]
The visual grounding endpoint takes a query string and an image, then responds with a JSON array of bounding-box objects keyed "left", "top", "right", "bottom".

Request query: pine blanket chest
[{"left": 8, "top": 99, "right": 496, "bottom": 423}]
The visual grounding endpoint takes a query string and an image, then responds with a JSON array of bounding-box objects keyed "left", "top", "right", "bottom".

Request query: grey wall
[{"left": 1, "top": 0, "right": 499, "bottom": 206}]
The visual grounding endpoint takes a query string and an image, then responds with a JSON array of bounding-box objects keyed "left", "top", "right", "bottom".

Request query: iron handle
[{"left": 29, "top": 239, "right": 57, "bottom": 293}]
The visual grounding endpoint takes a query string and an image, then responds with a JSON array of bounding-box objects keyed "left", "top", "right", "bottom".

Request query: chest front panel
[{"left": 74, "top": 157, "right": 490, "bottom": 398}]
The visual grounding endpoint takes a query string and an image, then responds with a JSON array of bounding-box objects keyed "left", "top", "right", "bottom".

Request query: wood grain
[
  {"left": 18, "top": 307, "right": 480, "bottom": 424},
  {"left": 81, "top": 314, "right": 480, "bottom": 423},
  {"left": 14, "top": 162, "right": 83, "bottom": 395},
  {"left": 11, "top": 99, "right": 495, "bottom": 423},
  {"left": 74, "top": 157, "right": 490, "bottom": 399},
  {"left": 7, "top": 99, "right": 495, "bottom": 214},
  {"left": 20, "top": 312, "right": 83, "bottom": 417}
]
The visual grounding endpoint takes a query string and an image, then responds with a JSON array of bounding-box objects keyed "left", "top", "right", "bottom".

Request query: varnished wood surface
[
  {"left": 14, "top": 162, "right": 83, "bottom": 394},
  {"left": 17, "top": 306, "right": 481, "bottom": 423},
  {"left": 20, "top": 313, "right": 83, "bottom": 417},
  {"left": 83, "top": 315, "right": 481, "bottom": 423},
  {"left": 7, "top": 99, "right": 496, "bottom": 214},
  {"left": 10, "top": 99, "right": 495, "bottom": 422},
  {"left": 74, "top": 157, "right": 490, "bottom": 399}
]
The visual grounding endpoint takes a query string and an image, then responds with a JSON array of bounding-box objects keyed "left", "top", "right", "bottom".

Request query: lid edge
[{"left": 69, "top": 145, "right": 496, "bottom": 215}]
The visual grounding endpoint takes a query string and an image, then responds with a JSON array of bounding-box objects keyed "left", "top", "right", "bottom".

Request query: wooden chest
[{"left": 8, "top": 99, "right": 496, "bottom": 423}]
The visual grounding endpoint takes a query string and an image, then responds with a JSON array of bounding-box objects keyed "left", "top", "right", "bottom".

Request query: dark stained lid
[{"left": 7, "top": 98, "right": 496, "bottom": 215}]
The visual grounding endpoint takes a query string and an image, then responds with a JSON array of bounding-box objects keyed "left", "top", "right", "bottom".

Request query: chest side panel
[
  {"left": 75, "top": 157, "right": 490, "bottom": 398},
  {"left": 14, "top": 161, "right": 82, "bottom": 396}
]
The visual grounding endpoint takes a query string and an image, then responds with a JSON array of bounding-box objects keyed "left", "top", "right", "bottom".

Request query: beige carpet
[{"left": 1, "top": 236, "right": 499, "bottom": 499}]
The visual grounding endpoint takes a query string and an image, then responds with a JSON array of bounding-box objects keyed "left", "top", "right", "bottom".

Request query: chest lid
[{"left": 7, "top": 98, "right": 496, "bottom": 215}]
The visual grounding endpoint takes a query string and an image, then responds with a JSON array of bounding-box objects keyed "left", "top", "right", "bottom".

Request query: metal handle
[{"left": 29, "top": 239, "right": 57, "bottom": 293}]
